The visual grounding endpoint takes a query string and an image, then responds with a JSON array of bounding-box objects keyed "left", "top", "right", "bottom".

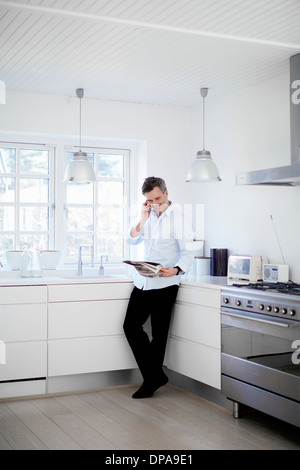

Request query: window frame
[
  {"left": 0, "top": 142, "right": 55, "bottom": 256},
  {"left": 62, "top": 145, "right": 131, "bottom": 265}
]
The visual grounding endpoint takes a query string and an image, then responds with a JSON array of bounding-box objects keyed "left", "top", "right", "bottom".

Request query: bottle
[
  {"left": 20, "top": 247, "right": 32, "bottom": 278},
  {"left": 31, "top": 248, "right": 43, "bottom": 278}
]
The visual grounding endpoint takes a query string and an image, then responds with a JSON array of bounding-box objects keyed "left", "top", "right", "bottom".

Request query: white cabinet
[
  {"left": 0, "top": 286, "right": 47, "bottom": 398},
  {"left": 165, "top": 283, "right": 221, "bottom": 389},
  {"left": 47, "top": 282, "right": 136, "bottom": 377},
  {"left": 0, "top": 279, "right": 222, "bottom": 398}
]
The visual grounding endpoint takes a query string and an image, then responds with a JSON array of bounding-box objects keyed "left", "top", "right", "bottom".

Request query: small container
[
  {"left": 31, "top": 249, "right": 43, "bottom": 278},
  {"left": 196, "top": 257, "right": 211, "bottom": 277},
  {"left": 20, "top": 249, "right": 32, "bottom": 278},
  {"left": 210, "top": 248, "right": 228, "bottom": 276}
]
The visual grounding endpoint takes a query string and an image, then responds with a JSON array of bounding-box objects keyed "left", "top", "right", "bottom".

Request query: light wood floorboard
[{"left": 0, "top": 384, "right": 299, "bottom": 450}]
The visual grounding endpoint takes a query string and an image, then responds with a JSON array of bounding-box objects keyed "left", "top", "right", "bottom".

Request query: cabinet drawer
[
  {"left": 48, "top": 336, "right": 136, "bottom": 376},
  {"left": 48, "top": 299, "right": 128, "bottom": 339},
  {"left": 48, "top": 282, "right": 133, "bottom": 302},
  {"left": 0, "top": 341, "right": 47, "bottom": 382},
  {"left": 0, "top": 304, "right": 47, "bottom": 342},
  {"left": 165, "top": 337, "right": 221, "bottom": 389},
  {"left": 177, "top": 285, "right": 220, "bottom": 308},
  {"left": 0, "top": 286, "right": 47, "bottom": 304},
  {"left": 170, "top": 303, "right": 220, "bottom": 349}
]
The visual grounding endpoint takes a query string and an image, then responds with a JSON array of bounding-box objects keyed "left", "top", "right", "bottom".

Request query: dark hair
[{"left": 141, "top": 176, "right": 167, "bottom": 195}]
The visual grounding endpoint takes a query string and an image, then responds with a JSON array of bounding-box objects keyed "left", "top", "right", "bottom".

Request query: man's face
[{"left": 144, "top": 186, "right": 169, "bottom": 215}]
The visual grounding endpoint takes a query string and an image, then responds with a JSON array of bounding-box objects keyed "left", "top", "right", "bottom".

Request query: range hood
[{"left": 236, "top": 53, "right": 300, "bottom": 186}]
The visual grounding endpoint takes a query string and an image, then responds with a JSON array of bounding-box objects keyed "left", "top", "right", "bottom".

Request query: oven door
[{"left": 221, "top": 308, "right": 300, "bottom": 427}]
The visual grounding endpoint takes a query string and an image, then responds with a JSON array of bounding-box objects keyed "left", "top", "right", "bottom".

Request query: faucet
[
  {"left": 78, "top": 245, "right": 94, "bottom": 276},
  {"left": 99, "top": 254, "right": 108, "bottom": 275}
]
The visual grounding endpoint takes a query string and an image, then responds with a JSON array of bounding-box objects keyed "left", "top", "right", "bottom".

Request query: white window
[
  {"left": 0, "top": 141, "right": 132, "bottom": 266},
  {"left": 62, "top": 146, "right": 130, "bottom": 264},
  {"left": 0, "top": 143, "right": 55, "bottom": 258}
]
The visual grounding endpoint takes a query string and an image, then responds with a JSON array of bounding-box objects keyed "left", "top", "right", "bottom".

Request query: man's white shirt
[{"left": 127, "top": 202, "right": 195, "bottom": 290}]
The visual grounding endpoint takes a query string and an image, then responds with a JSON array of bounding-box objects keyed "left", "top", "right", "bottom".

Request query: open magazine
[{"left": 122, "top": 260, "right": 163, "bottom": 278}]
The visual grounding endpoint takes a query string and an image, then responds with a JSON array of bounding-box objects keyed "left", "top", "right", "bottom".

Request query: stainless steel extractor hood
[{"left": 236, "top": 53, "right": 300, "bottom": 186}]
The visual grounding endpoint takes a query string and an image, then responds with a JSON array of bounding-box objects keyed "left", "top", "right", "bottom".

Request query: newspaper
[{"left": 122, "top": 260, "right": 163, "bottom": 278}]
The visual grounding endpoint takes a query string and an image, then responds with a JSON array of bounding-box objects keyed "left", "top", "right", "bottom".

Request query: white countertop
[
  {"left": 0, "top": 270, "right": 228, "bottom": 288},
  {"left": 181, "top": 274, "right": 228, "bottom": 289}
]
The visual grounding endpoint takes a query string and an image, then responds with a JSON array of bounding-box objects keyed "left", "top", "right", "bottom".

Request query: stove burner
[{"left": 232, "top": 281, "right": 300, "bottom": 295}]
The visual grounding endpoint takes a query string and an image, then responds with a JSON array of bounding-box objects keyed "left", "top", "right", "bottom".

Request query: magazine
[{"left": 122, "top": 260, "right": 163, "bottom": 277}]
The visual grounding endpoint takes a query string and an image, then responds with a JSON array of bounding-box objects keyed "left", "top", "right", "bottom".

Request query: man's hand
[
  {"left": 130, "top": 202, "right": 151, "bottom": 238},
  {"left": 159, "top": 267, "right": 178, "bottom": 277}
]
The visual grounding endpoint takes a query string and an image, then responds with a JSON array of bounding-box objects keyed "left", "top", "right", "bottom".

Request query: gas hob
[
  {"left": 233, "top": 281, "right": 300, "bottom": 295},
  {"left": 221, "top": 282, "right": 300, "bottom": 321}
]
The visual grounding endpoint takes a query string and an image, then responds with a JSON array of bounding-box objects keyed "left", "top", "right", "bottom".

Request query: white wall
[{"left": 189, "top": 72, "right": 300, "bottom": 282}]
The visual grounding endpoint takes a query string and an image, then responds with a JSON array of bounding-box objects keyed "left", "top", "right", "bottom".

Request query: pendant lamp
[
  {"left": 186, "top": 88, "right": 221, "bottom": 182},
  {"left": 64, "top": 88, "right": 96, "bottom": 183}
]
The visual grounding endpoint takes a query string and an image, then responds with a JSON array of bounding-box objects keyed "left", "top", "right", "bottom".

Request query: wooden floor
[{"left": 0, "top": 384, "right": 299, "bottom": 450}]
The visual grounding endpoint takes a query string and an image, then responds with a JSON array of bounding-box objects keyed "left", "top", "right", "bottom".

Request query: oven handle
[{"left": 221, "top": 310, "right": 294, "bottom": 328}]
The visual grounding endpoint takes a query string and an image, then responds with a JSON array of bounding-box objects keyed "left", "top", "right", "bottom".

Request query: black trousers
[{"left": 123, "top": 284, "right": 179, "bottom": 384}]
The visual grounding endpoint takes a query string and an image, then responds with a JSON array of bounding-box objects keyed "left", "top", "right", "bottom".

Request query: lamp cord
[
  {"left": 202, "top": 95, "right": 205, "bottom": 150},
  {"left": 79, "top": 97, "right": 82, "bottom": 151}
]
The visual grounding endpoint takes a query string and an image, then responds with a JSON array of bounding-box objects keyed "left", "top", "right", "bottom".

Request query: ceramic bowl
[
  {"left": 5, "top": 251, "right": 24, "bottom": 270},
  {"left": 40, "top": 250, "right": 61, "bottom": 270}
]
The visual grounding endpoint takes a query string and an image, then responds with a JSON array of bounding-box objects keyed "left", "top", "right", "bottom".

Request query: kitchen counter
[
  {"left": 0, "top": 271, "right": 228, "bottom": 288},
  {"left": 181, "top": 274, "right": 228, "bottom": 289},
  {"left": 0, "top": 270, "right": 225, "bottom": 399},
  {"left": 0, "top": 274, "right": 131, "bottom": 286}
]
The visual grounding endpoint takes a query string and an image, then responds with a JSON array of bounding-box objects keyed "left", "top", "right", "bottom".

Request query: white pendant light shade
[
  {"left": 186, "top": 150, "right": 221, "bottom": 182},
  {"left": 186, "top": 88, "right": 221, "bottom": 183},
  {"left": 64, "top": 151, "right": 96, "bottom": 183},
  {"left": 64, "top": 88, "right": 96, "bottom": 183}
]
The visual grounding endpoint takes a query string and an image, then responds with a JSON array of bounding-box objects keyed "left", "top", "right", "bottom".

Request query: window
[
  {"left": 0, "top": 143, "right": 54, "bottom": 258},
  {"left": 63, "top": 147, "right": 129, "bottom": 263},
  {"left": 0, "top": 141, "right": 131, "bottom": 266}
]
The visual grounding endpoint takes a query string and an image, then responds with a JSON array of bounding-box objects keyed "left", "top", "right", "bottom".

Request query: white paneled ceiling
[{"left": 0, "top": 0, "right": 300, "bottom": 105}]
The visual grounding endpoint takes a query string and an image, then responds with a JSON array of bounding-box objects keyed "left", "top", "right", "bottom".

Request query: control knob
[
  {"left": 224, "top": 298, "right": 229, "bottom": 304},
  {"left": 235, "top": 300, "right": 241, "bottom": 306},
  {"left": 259, "top": 304, "right": 264, "bottom": 310},
  {"left": 273, "top": 307, "right": 279, "bottom": 313},
  {"left": 281, "top": 308, "right": 287, "bottom": 315},
  {"left": 266, "top": 305, "right": 272, "bottom": 312},
  {"left": 289, "top": 309, "right": 296, "bottom": 316}
]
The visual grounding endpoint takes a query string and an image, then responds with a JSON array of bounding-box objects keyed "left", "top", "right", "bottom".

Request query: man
[{"left": 123, "top": 176, "right": 194, "bottom": 398}]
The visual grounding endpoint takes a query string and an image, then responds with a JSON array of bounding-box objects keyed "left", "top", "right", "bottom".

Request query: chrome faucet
[
  {"left": 99, "top": 254, "right": 108, "bottom": 275},
  {"left": 78, "top": 245, "right": 94, "bottom": 276}
]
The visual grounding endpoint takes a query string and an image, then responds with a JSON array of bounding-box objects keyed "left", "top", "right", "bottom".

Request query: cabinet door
[
  {"left": 170, "top": 302, "right": 220, "bottom": 349},
  {"left": 0, "top": 286, "right": 47, "bottom": 304},
  {"left": 176, "top": 285, "right": 220, "bottom": 308},
  {"left": 48, "top": 299, "right": 128, "bottom": 339},
  {"left": 0, "top": 304, "right": 47, "bottom": 342},
  {"left": 48, "top": 336, "right": 136, "bottom": 376},
  {"left": 48, "top": 282, "right": 133, "bottom": 302},
  {"left": 0, "top": 342, "right": 47, "bottom": 382},
  {"left": 165, "top": 337, "right": 220, "bottom": 389}
]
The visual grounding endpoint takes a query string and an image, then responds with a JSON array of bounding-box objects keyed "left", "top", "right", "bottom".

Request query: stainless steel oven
[{"left": 221, "top": 283, "right": 300, "bottom": 428}]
